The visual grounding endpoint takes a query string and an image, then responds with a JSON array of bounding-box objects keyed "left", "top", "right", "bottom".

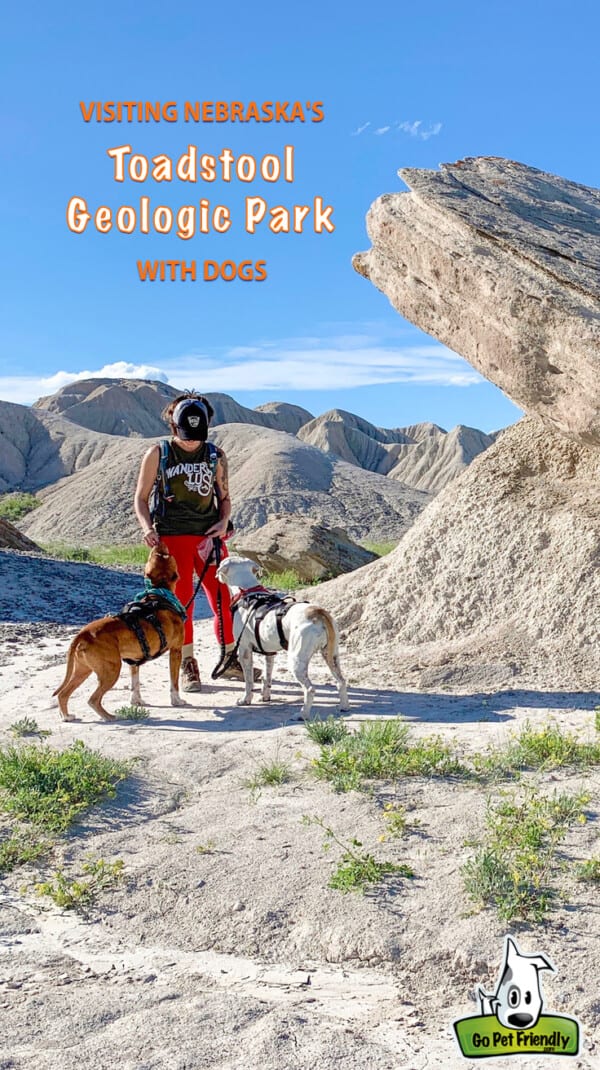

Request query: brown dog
[{"left": 54, "top": 544, "right": 187, "bottom": 721}]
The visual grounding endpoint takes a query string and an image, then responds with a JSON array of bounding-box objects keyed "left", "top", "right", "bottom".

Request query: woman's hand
[
  {"left": 142, "top": 527, "right": 161, "bottom": 548},
  {"left": 204, "top": 518, "right": 230, "bottom": 539}
]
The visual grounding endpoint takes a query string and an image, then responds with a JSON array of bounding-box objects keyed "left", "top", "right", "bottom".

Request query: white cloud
[
  {"left": 0, "top": 361, "right": 169, "bottom": 405},
  {"left": 374, "top": 126, "right": 391, "bottom": 136},
  {"left": 351, "top": 122, "right": 371, "bottom": 136},
  {"left": 0, "top": 335, "right": 482, "bottom": 407},
  {"left": 398, "top": 119, "right": 442, "bottom": 141}
]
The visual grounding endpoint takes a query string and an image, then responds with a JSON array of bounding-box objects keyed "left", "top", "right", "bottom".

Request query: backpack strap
[
  {"left": 207, "top": 441, "right": 219, "bottom": 477},
  {"left": 149, "top": 439, "right": 173, "bottom": 524}
]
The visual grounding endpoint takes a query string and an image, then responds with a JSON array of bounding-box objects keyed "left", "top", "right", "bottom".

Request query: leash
[
  {"left": 211, "top": 537, "right": 234, "bottom": 680},
  {"left": 183, "top": 537, "right": 219, "bottom": 611}
]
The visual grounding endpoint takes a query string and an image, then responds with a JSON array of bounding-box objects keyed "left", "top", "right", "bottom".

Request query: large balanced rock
[
  {"left": 235, "top": 516, "right": 378, "bottom": 581},
  {"left": 354, "top": 158, "right": 600, "bottom": 445}
]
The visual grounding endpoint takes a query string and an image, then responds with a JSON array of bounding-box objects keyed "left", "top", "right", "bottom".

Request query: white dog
[
  {"left": 216, "top": 555, "right": 349, "bottom": 718},
  {"left": 478, "top": 936, "right": 554, "bottom": 1030}
]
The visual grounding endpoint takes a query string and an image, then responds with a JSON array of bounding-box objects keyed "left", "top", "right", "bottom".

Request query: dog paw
[
  {"left": 236, "top": 696, "right": 253, "bottom": 706},
  {"left": 171, "top": 695, "right": 190, "bottom": 707}
]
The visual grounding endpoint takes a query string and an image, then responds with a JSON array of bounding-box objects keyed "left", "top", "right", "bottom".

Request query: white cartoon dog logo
[{"left": 478, "top": 937, "right": 554, "bottom": 1030}]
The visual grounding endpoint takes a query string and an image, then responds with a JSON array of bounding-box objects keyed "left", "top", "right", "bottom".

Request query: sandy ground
[{"left": 0, "top": 553, "right": 599, "bottom": 1069}]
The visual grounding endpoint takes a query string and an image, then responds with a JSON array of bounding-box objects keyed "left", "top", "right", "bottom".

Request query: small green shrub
[
  {"left": 9, "top": 717, "right": 51, "bottom": 739},
  {"left": 303, "top": 815, "right": 413, "bottom": 894},
  {"left": 305, "top": 716, "right": 350, "bottom": 746},
  {"left": 484, "top": 721, "right": 600, "bottom": 775},
  {"left": 195, "top": 840, "right": 216, "bottom": 854},
  {"left": 0, "top": 740, "right": 128, "bottom": 832},
  {"left": 35, "top": 857, "right": 124, "bottom": 910},
  {"left": 115, "top": 704, "right": 150, "bottom": 722},
  {"left": 462, "top": 788, "right": 590, "bottom": 922},
  {"left": 576, "top": 857, "right": 600, "bottom": 882},
  {"left": 0, "top": 493, "right": 41, "bottom": 522},
  {"left": 380, "top": 803, "right": 416, "bottom": 840},
  {"left": 0, "top": 829, "right": 49, "bottom": 874}
]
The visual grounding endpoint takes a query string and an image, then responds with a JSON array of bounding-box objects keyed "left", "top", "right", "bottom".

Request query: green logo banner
[{"left": 454, "top": 1014, "right": 580, "bottom": 1058}]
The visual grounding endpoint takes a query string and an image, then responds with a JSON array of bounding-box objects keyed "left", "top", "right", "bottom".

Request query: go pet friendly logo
[{"left": 453, "top": 936, "right": 580, "bottom": 1058}]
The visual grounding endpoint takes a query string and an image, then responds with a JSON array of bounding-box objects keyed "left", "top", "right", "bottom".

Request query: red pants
[{"left": 160, "top": 535, "right": 234, "bottom": 647}]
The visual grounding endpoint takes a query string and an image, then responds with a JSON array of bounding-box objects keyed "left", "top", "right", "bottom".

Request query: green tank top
[{"left": 155, "top": 439, "right": 220, "bottom": 535}]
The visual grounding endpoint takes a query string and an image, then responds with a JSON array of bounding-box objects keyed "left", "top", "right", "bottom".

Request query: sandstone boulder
[
  {"left": 0, "top": 518, "right": 42, "bottom": 552},
  {"left": 235, "top": 516, "right": 377, "bottom": 581},
  {"left": 354, "top": 157, "right": 600, "bottom": 445}
]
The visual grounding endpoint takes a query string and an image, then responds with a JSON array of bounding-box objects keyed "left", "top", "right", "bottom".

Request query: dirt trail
[{"left": 0, "top": 594, "right": 599, "bottom": 1067}]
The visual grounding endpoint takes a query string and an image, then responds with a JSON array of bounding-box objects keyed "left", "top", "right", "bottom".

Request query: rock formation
[
  {"left": 299, "top": 409, "right": 494, "bottom": 493},
  {"left": 236, "top": 516, "right": 377, "bottom": 581},
  {"left": 0, "top": 518, "right": 41, "bottom": 552},
  {"left": 33, "top": 379, "right": 313, "bottom": 439},
  {"left": 354, "top": 157, "right": 600, "bottom": 445},
  {"left": 319, "top": 157, "right": 600, "bottom": 688},
  {"left": 0, "top": 400, "right": 117, "bottom": 492},
  {"left": 20, "top": 424, "right": 430, "bottom": 547}
]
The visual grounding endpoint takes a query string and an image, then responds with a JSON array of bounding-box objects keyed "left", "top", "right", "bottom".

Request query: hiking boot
[
  {"left": 219, "top": 657, "right": 262, "bottom": 682},
  {"left": 181, "top": 656, "right": 202, "bottom": 692}
]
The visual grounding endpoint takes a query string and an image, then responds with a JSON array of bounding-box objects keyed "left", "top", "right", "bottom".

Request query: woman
[{"left": 134, "top": 392, "right": 243, "bottom": 691}]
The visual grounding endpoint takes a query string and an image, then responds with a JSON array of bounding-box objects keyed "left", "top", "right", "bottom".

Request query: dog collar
[{"left": 230, "top": 584, "right": 268, "bottom": 607}]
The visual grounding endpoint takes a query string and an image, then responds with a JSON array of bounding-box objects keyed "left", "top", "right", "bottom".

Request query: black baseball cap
[{"left": 172, "top": 398, "right": 209, "bottom": 441}]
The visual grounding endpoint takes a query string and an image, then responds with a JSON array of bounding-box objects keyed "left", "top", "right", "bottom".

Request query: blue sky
[{"left": 1, "top": 0, "right": 598, "bottom": 432}]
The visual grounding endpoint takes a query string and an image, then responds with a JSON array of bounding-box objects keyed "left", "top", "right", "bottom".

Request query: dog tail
[
  {"left": 305, "top": 606, "right": 340, "bottom": 665},
  {"left": 52, "top": 636, "right": 79, "bottom": 696}
]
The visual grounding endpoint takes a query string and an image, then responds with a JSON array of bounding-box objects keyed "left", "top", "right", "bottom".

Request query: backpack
[{"left": 149, "top": 438, "right": 220, "bottom": 524}]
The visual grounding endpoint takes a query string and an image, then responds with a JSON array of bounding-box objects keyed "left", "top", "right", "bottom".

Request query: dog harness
[
  {"left": 230, "top": 587, "right": 303, "bottom": 655},
  {"left": 118, "top": 587, "right": 187, "bottom": 667}
]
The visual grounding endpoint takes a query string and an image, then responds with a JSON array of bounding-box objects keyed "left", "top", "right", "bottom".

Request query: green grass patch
[
  {"left": 35, "top": 856, "right": 124, "bottom": 910},
  {"left": 263, "top": 568, "right": 307, "bottom": 590},
  {"left": 115, "top": 704, "right": 150, "bottom": 722},
  {"left": 42, "top": 543, "right": 148, "bottom": 568},
  {"left": 245, "top": 760, "right": 292, "bottom": 790},
  {"left": 0, "top": 492, "right": 41, "bottom": 522},
  {"left": 0, "top": 740, "right": 128, "bottom": 833},
  {"left": 462, "top": 788, "right": 590, "bottom": 922},
  {"left": 310, "top": 718, "right": 468, "bottom": 792},
  {"left": 309, "top": 718, "right": 600, "bottom": 794},
  {"left": 360, "top": 540, "right": 397, "bottom": 557}
]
